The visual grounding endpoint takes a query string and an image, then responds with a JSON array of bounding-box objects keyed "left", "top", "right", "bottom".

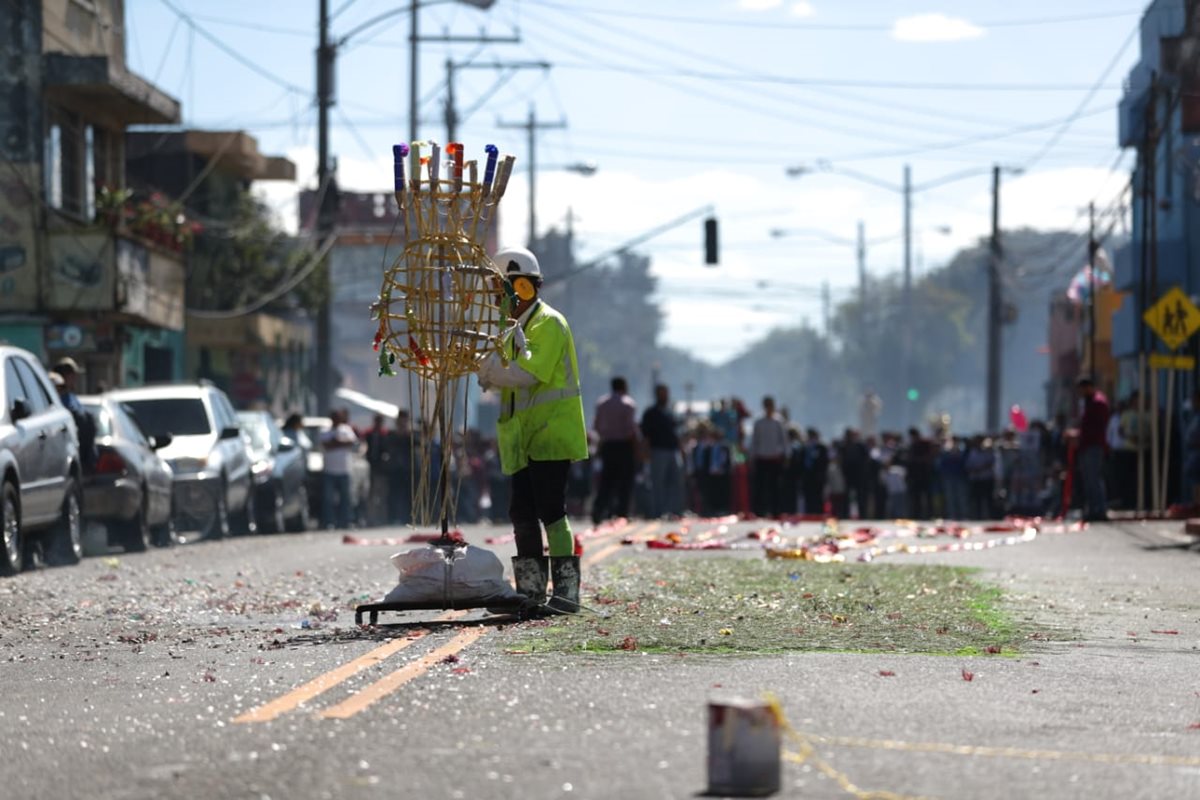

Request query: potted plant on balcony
[{"left": 95, "top": 184, "right": 133, "bottom": 228}]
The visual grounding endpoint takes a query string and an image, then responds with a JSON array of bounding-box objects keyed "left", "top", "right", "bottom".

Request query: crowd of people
[
  {"left": 580, "top": 379, "right": 1080, "bottom": 523},
  {"left": 338, "top": 375, "right": 1200, "bottom": 528}
]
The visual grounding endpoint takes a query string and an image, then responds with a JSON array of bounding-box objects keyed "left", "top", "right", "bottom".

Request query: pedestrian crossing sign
[{"left": 1143, "top": 286, "right": 1200, "bottom": 351}]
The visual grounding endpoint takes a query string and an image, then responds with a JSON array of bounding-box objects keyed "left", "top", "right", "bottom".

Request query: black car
[
  {"left": 80, "top": 395, "right": 177, "bottom": 551},
  {"left": 237, "top": 411, "right": 309, "bottom": 533}
]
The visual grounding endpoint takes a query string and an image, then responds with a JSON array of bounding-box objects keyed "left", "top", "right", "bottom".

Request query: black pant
[
  {"left": 387, "top": 469, "right": 412, "bottom": 525},
  {"left": 592, "top": 440, "right": 635, "bottom": 523},
  {"left": 752, "top": 459, "right": 784, "bottom": 517},
  {"left": 803, "top": 478, "right": 825, "bottom": 515},
  {"left": 509, "top": 459, "right": 570, "bottom": 557}
]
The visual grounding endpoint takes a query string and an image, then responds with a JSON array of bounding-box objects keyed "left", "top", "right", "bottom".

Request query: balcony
[
  {"left": 43, "top": 54, "right": 180, "bottom": 125},
  {"left": 46, "top": 228, "right": 185, "bottom": 331}
]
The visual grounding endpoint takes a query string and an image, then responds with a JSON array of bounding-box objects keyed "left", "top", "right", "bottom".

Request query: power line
[
  {"left": 524, "top": 0, "right": 1139, "bottom": 32},
  {"left": 1023, "top": 24, "right": 1140, "bottom": 170},
  {"left": 188, "top": 13, "right": 310, "bottom": 37},
  {"left": 158, "top": 0, "right": 308, "bottom": 97},
  {"left": 550, "top": 61, "right": 1123, "bottom": 93},
  {"left": 520, "top": 4, "right": 1123, "bottom": 163},
  {"left": 186, "top": 234, "right": 337, "bottom": 319}
]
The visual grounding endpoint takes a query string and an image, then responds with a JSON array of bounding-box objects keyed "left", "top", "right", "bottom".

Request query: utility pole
[
  {"left": 1088, "top": 201, "right": 1097, "bottom": 382},
  {"left": 856, "top": 219, "right": 866, "bottom": 307},
  {"left": 902, "top": 164, "right": 912, "bottom": 424},
  {"left": 408, "top": 0, "right": 419, "bottom": 146},
  {"left": 499, "top": 105, "right": 566, "bottom": 248},
  {"left": 986, "top": 165, "right": 1002, "bottom": 433},
  {"left": 822, "top": 281, "right": 831, "bottom": 339},
  {"left": 445, "top": 58, "right": 548, "bottom": 145},
  {"left": 315, "top": 0, "right": 336, "bottom": 413}
]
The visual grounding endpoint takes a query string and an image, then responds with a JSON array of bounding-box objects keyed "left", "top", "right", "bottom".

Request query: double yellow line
[
  {"left": 233, "top": 610, "right": 468, "bottom": 724},
  {"left": 235, "top": 519, "right": 646, "bottom": 724}
]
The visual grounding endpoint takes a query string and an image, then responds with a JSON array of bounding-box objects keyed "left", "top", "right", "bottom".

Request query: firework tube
[
  {"left": 428, "top": 141, "right": 441, "bottom": 188},
  {"left": 392, "top": 144, "right": 409, "bottom": 216},
  {"left": 482, "top": 144, "right": 499, "bottom": 196},
  {"left": 492, "top": 155, "right": 515, "bottom": 200},
  {"left": 392, "top": 144, "right": 408, "bottom": 193},
  {"left": 467, "top": 160, "right": 477, "bottom": 187},
  {"left": 449, "top": 143, "right": 464, "bottom": 193},
  {"left": 409, "top": 141, "right": 425, "bottom": 190}
]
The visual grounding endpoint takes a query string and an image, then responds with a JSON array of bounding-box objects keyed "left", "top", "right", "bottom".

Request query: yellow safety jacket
[{"left": 496, "top": 300, "right": 588, "bottom": 475}]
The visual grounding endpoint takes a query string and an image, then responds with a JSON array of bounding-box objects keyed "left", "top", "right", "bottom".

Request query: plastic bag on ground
[{"left": 383, "top": 544, "right": 523, "bottom": 607}]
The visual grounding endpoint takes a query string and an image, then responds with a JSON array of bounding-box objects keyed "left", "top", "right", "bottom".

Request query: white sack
[{"left": 383, "top": 544, "right": 522, "bottom": 606}]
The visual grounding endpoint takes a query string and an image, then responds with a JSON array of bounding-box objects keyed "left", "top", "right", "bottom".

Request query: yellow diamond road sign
[{"left": 1143, "top": 287, "right": 1200, "bottom": 351}]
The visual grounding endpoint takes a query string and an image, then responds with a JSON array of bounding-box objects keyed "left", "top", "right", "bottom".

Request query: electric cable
[
  {"left": 158, "top": 0, "right": 308, "bottom": 97},
  {"left": 1023, "top": 24, "right": 1140, "bottom": 170},
  {"left": 523, "top": 0, "right": 1138, "bottom": 33}
]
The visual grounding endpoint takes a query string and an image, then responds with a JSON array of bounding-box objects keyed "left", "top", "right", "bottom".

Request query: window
[
  {"left": 4, "top": 359, "right": 28, "bottom": 413},
  {"left": 112, "top": 403, "right": 150, "bottom": 448},
  {"left": 122, "top": 398, "right": 212, "bottom": 437},
  {"left": 12, "top": 359, "right": 51, "bottom": 414},
  {"left": 212, "top": 391, "right": 237, "bottom": 430},
  {"left": 81, "top": 403, "right": 111, "bottom": 437},
  {"left": 43, "top": 106, "right": 111, "bottom": 220}
]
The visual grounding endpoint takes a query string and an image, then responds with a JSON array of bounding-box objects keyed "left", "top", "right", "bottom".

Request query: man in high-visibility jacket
[{"left": 477, "top": 246, "right": 589, "bottom": 614}]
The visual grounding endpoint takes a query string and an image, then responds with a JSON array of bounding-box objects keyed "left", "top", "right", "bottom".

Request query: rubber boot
[
  {"left": 545, "top": 556, "right": 581, "bottom": 615},
  {"left": 487, "top": 555, "right": 546, "bottom": 615},
  {"left": 513, "top": 555, "right": 549, "bottom": 604}
]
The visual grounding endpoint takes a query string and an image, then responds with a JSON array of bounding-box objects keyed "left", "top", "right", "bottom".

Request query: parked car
[
  {"left": 294, "top": 415, "right": 370, "bottom": 527},
  {"left": 0, "top": 345, "right": 82, "bottom": 574},
  {"left": 237, "top": 410, "right": 309, "bottom": 533},
  {"left": 111, "top": 382, "right": 255, "bottom": 539},
  {"left": 79, "top": 395, "right": 176, "bottom": 551}
]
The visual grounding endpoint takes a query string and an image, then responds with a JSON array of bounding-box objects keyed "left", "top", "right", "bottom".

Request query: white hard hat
[{"left": 494, "top": 246, "right": 541, "bottom": 279}]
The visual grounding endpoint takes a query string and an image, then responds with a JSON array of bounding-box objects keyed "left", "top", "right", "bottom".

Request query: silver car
[
  {"left": 0, "top": 346, "right": 82, "bottom": 574},
  {"left": 111, "top": 382, "right": 255, "bottom": 539},
  {"left": 80, "top": 395, "right": 176, "bottom": 551}
]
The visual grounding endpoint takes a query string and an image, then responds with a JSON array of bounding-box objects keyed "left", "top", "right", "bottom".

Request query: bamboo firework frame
[
  {"left": 371, "top": 141, "right": 516, "bottom": 533},
  {"left": 372, "top": 141, "right": 516, "bottom": 377}
]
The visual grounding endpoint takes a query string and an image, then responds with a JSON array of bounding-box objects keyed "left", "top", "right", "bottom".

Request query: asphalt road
[{"left": 2, "top": 517, "right": 1199, "bottom": 800}]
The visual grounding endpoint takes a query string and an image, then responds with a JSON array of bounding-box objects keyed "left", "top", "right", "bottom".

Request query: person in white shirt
[
  {"left": 320, "top": 408, "right": 359, "bottom": 529},
  {"left": 750, "top": 395, "right": 788, "bottom": 517}
]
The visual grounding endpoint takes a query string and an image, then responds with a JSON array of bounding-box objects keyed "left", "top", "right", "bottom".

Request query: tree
[{"left": 185, "top": 191, "right": 327, "bottom": 313}]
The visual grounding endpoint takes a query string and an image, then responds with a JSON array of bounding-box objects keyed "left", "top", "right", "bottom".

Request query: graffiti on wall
[{"left": 0, "top": 168, "right": 39, "bottom": 309}]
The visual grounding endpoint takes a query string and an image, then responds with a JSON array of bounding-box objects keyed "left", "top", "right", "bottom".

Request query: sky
[{"left": 125, "top": 0, "right": 1144, "bottom": 363}]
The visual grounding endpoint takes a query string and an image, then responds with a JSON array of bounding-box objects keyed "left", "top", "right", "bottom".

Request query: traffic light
[
  {"left": 906, "top": 388, "right": 920, "bottom": 402},
  {"left": 704, "top": 217, "right": 718, "bottom": 265}
]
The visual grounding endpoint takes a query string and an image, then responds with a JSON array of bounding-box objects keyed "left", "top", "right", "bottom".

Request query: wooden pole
[
  {"left": 1152, "top": 365, "right": 1161, "bottom": 514},
  {"left": 1138, "top": 353, "right": 1146, "bottom": 514},
  {"left": 1161, "top": 366, "right": 1175, "bottom": 513}
]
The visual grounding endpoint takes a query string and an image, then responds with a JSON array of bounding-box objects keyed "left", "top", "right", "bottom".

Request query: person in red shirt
[{"left": 1076, "top": 376, "right": 1111, "bottom": 521}]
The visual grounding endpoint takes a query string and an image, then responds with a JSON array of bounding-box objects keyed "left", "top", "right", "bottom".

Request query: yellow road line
[
  {"left": 232, "top": 610, "right": 466, "bottom": 724},
  {"left": 583, "top": 541, "right": 624, "bottom": 568},
  {"left": 810, "top": 734, "right": 1200, "bottom": 768},
  {"left": 318, "top": 626, "right": 487, "bottom": 720},
  {"left": 582, "top": 521, "right": 660, "bottom": 568}
]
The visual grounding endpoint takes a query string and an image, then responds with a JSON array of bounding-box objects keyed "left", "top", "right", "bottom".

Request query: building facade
[
  {"left": 125, "top": 129, "right": 305, "bottom": 411},
  {"left": 0, "top": 0, "right": 184, "bottom": 388},
  {"left": 1115, "top": 0, "right": 1200, "bottom": 393}
]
